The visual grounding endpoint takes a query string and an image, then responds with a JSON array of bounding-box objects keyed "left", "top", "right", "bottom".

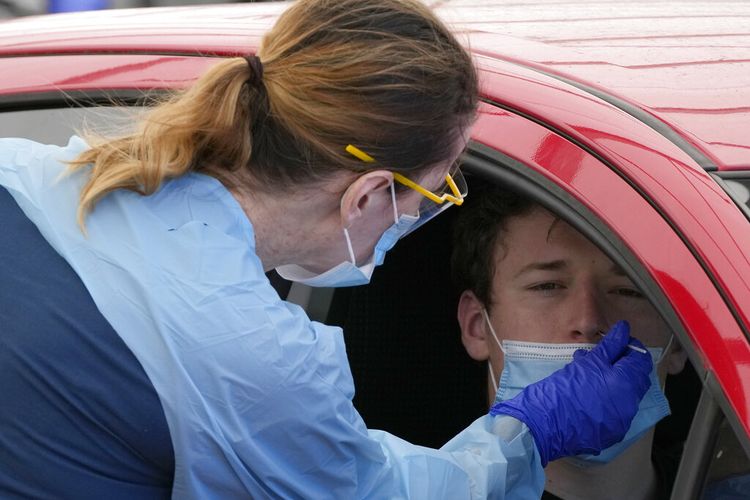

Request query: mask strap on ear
[
  {"left": 488, "top": 360, "right": 498, "bottom": 393},
  {"left": 482, "top": 308, "right": 504, "bottom": 394},
  {"left": 482, "top": 308, "right": 506, "bottom": 354},
  {"left": 389, "top": 182, "right": 399, "bottom": 223},
  {"left": 343, "top": 228, "right": 358, "bottom": 265},
  {"left": 656, "top": 334, "right": 675, "bottom": 365}
]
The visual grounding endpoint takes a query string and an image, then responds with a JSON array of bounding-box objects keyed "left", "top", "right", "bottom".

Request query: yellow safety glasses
[
  {"left": 346, "top": 144, "right": 468, "bottom": 235},
  {"left": 345, "top": 144, "right": 466, "bottom": 206}
]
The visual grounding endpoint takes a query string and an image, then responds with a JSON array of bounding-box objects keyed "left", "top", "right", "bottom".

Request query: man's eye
[
  {"left": 612, "top": 288, "right": 645, "bottom": 299},
  {"left": 530, "top": 282, "right": 562, "bottom": 293}
]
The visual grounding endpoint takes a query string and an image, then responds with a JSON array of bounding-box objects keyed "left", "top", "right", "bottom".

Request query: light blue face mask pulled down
[
  {"left": 484, "top": 310, "right": 671, "bottom": 466},
  {"left": 275, "top": 183, "right": 418, "bottom": 287}
]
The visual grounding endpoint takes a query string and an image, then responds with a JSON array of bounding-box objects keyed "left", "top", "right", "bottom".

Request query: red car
[{"left": 1, "top": 2, "right": 748, "bottom": 497}]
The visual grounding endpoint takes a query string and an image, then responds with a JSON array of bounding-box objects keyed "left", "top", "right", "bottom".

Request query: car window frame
[{"left": 461, "top": 141, "right": 750, "bottom": 499}]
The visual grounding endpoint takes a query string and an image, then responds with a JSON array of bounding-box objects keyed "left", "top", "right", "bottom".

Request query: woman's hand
[{"left": 489, "top": 320, "right": 652, "bottom": 466}]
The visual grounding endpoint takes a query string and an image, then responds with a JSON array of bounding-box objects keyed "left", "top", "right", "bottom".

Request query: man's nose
[{"left": 567, "top": 288, "right": 608, "bottom": 343}]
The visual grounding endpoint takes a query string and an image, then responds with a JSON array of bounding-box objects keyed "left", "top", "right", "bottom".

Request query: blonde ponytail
[
  {"left": 71, "top": 0, "right": 478, "bottom": 228},
  {"left": 70, "top": 58, "right": 259, "bottom": 227}
]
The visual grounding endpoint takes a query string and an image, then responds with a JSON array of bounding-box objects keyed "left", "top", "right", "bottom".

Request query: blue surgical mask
[
  {"left": 484, "top": 309, "right": 671, "bottom": 466},
  {"left": 275, "top": 183, "right": 418, "bottom": 287}
]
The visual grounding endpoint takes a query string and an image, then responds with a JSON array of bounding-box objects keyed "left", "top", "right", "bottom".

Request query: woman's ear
[
  {"left": 457, "top": 290, "right": 490, "bottom": 361},
  {"left": 339, "top": 170, "right": 393, "bottom": 228},
  {"left": 664, "top": 338, "right": 688, "bottom": 375}
]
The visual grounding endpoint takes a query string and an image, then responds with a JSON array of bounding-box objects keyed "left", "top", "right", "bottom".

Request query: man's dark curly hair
[{"left": 450, "top": 182, "right": 537, "bottom": 309}]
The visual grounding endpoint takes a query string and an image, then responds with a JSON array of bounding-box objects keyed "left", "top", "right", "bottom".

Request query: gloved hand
[{"left": 489, "top": 320, "right": 652, "bottom": 466}]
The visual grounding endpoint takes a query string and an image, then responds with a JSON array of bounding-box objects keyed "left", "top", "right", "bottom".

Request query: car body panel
[
  {"left": 438, "top": 1, "right": 750, "bottom": 170},
  {"left": 0, "top": 54, "right": 217, "bottom": 97},
  {"left": 0, "top": 5, "right": 279, "bottom": 56}
]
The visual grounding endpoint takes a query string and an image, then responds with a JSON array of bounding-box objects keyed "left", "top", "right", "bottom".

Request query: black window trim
[{"left": 0, "top": 89, "right": 163, "bottom": 112}]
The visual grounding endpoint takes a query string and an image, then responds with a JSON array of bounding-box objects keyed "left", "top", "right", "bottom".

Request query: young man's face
[{"left": 457, "top": 206, "right": 685, "bottom": 403}]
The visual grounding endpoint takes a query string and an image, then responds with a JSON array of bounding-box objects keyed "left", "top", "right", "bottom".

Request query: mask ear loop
[
  {"left": 342, "top": 182, "right": 400, "bottom": 266},
  {"left": 389, "top": 181, "right": 399, "bottom": 224},
  {"left": 652, "top": 334, "right": 675, "bottom": 391},
  {"left": 342, "top": 229, "right": 358, "bottom": 265},
  {"left": 483, "top": 308, "right": 506, "bottom": 393},
  {"left": 488, "top": 360, "right": 498, "bottom": 394},
  {"left": 657, "top": 334, "right": 674, "bottom": 365}
]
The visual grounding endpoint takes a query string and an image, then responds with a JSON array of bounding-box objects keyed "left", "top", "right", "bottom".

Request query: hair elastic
[{"left": 243, "top": 55, "right": 264, "bottom": 87}]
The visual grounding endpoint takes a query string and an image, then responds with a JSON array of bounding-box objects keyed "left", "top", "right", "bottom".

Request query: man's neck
[{"left": 544, "top": 430, "right": 659, "bottom": 500}]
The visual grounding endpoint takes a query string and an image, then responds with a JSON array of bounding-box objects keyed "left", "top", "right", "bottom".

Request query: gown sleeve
[
  {"left": 368, "top": 413, "right": 545, "bottom": 499},
  {"left": 217, "top": 315, "right": 545, "bottom": 500}
]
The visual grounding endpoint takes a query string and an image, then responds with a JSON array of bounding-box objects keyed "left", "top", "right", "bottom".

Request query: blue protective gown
[{"left": 0, "top": 136, "right": 545, "bottom": 499}]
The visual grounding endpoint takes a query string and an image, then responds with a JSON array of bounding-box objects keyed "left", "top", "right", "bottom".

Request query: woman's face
[{"left": 318, "top": 133, "right": 470, "bottom": 272}]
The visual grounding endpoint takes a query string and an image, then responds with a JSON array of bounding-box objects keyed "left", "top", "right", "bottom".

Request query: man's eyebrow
[{"left": 514, "top": 259, "right": 568, "bottom": 279}]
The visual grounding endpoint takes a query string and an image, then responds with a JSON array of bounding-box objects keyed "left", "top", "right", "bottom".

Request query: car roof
[
  {"left": 0, "top": 1, "right": 747, "bottom": 169},
  {"left": 440, "top": 0, "right": 750, "bottom": 170}
]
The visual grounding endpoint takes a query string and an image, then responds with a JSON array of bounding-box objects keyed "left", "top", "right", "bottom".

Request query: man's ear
[
  {"left": 339, "top": 170, "right": 393, "bottom": 228},
  {"left": 664, "top": 338, "right": 688, "bottom": 375},
  {"left": 457, "top": 290, "right": 490, "bottom": 361}
]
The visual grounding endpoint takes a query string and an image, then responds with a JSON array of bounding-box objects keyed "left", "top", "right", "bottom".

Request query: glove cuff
[{"left": 490, "top": 401, "right": 550, "bottom": 467}]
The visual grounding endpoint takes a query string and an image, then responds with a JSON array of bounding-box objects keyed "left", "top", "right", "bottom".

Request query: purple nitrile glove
[{"left": 489, "top": 320, "right": 652, "bottom": 466}]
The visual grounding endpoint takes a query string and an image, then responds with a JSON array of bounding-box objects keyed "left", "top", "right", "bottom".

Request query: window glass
[
  {"left": 722, "top": 177, "right": 750, "bottom": 211},
  {"left": 700, "top": 416, "right": 750, "bottom": 499},
  {"left": 0, "top": 107, "right": 139, "bottom": 145}
]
